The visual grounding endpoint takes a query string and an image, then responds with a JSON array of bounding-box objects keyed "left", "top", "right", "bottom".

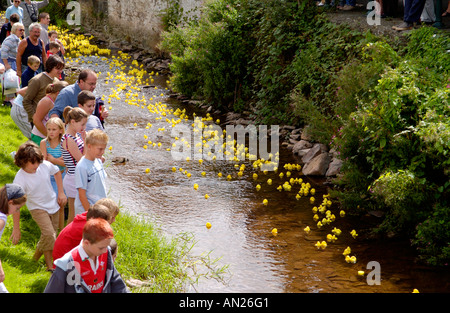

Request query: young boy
[
  {"left": 46, "top": 30, "right": 65, "bottom": 80},
  {"left": 46, "top": 41, "right": 60, "bottom": 58},
  {"left": 12, "top": 141, "right": 67, "bottom": 271},
  {"left": 21, "top": 55, "right": 40, "bottom": 87},
  {"left": 52, "top": 198, "right": 120, "bottom": 263},
  {"left": 74, "top": 128, "right": 108, "bottom": 215},
  {"left": 44, "top": 218, "right": 128, "bottom": 293},
  {"left": 78, "top": 90, "right": 104, "bottom": 132}
]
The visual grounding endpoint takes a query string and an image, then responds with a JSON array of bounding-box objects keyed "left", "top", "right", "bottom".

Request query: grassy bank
[{"left": 0, "top": 102, "right": 201, "bottom": 292}]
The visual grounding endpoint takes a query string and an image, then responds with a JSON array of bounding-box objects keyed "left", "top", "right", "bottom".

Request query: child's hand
[
  {"left": 10, "top": 228, "right": 21, "bottom": 245},
  {"left": 58, "top": 192, "right": 67, "bottom": 207}
]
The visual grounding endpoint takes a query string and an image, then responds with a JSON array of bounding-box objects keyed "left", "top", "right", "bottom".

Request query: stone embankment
[{"left": 170, "top": 97, "right": 343, "bottom": 178}]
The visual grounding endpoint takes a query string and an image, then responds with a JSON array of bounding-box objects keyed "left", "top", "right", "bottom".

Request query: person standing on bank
[
  {"left": 16, "top": 22, "right": 46, "bottom": 78},
  {"left": 38, "top": 12, "right": 50, "bottom": 47},
  {"left": 19, "top": 0, "right": 49, "bottom": 36},
  {"left": 4, "top": 0, "right": 24, "bottom": 24},
  {"left": 22, "top": 55, "right": 63, "bottom": 127},
  {"left": 392, "top": 0, "right": 426, "bottom": 31}
]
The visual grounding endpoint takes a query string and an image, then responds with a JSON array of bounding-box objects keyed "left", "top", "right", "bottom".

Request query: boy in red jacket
[
  {"left": 44, "top": 218, "right": 128, "bottom": 293},
  {"left": 52, "top": 198, "right": 119, "bottom": 264}
]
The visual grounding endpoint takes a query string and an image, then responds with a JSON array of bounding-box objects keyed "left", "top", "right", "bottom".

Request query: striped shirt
[
  {"left": 0, "top": 33, "right": 20, "bottom": 60},
  {"left": 61, "top": 133, "right": 84, "bottom": 174}
]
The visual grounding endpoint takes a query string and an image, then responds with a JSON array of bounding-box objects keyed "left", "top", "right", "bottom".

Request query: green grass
[{"left": 0, "top": 105, "right": 226, "bottom": 292}]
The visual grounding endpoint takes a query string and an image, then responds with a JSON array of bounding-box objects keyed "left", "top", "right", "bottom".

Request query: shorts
[
  {"left": 63, "top": 172, "right": 76, "bottom": 198},
  {"left": 29, "top": 209, "right": 59, "bottom": 252}
]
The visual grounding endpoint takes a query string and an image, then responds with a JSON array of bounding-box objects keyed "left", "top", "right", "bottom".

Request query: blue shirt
[
  {"left": 74, "top": 156, "right": 107, "bottom": 215},
  {"left": 48, "top": 82, "right": 81, "bottom": 121},
  {"left": 5, "top": 5, "right": 24, "bottom": 23},
  {"left": 21, "top": 66, "right": 37, "bottom": 87}
]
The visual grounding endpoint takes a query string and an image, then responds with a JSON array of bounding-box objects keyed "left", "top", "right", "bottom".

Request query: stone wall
[{"left": 79, "top": 0, "right": 203, "bottom": 52}]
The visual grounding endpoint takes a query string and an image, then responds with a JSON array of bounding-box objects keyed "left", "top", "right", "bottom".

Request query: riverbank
[{"left": 0, "top": 23, "right": 225, "bottom": 292}]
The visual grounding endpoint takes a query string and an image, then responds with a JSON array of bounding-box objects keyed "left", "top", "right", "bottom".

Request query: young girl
[
  {"left": 0, "top": 184, "right": 27, "bottom": 293},
  {"left": 13, "top": 142, "right": 67, "bottom": 271},
  {"left": 31, "top": 81, "right": 69, "bottom": 145},
  {"left": 40, "top": 117, "right": 66, "bottom": 230},
  {"left": 61, "top": 107, "right": 88, "bottom": 224}
]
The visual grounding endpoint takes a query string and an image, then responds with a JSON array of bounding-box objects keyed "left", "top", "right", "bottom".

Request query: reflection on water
[{"left": 74, "top": 54, "right": 450, "bottom": 293}]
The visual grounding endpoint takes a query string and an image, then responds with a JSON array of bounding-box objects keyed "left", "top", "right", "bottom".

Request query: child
[
  {"left": 44, "top": 218, "right": 128, "bottom": 293},
  {"left": 40, "top": 117, "right": 66, "bottom": 230},
  {"left": 21, "top": 55, "right": 40, "bottom": 88},
  {"left": 46, "top": 41, "right": 60, "bottom": 58},
  {"left": 31, "top": 81, "right": 68, "bottom": 145},
  {"left": 52, "top": 198, "right": 120, "bottom": 263},
  {"left": 12, "top": 141, "right": 67, "bottom": 271},
  {"left": 0, "top": 184, "right": 27, "bottom": 293},
  {"left": 77, "top": 90, "right": 104, "bottom": 132},
  {"left": 61, "top": 107, "right": 88, "bottom": 224},
  {"left": 74, "top": 129, "right": 108, "bottom": 215},
  {"left": 46, "top": 30, "right": 65, "bottom": 80}
]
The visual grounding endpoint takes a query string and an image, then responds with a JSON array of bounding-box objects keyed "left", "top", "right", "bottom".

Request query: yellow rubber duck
[
  {"left": 332, "top": 227, "right": 342, "bottom": 236},
  {"left": 145, "top": 168, "right": 150, "bottom": 173},
  {"left": 204, "top": 194, "right": 210, "bottom": 199},
  {"left": 304, "top": 226, "right": 310, "bottom": 234},
  {"left": 193, "top": 184, "right": 199, "bottom": 190},
  {"left": 350, "top": 229, "right": 358, "bottom": 239},
  {"left": 263, "top": 199, "right": 268, "bottom": 205},
  {"left": 315, "top": 241, "right": 327, "bottom": 250},
  {"left": 343, "top": 246, "right": 351, "bottom": 256},
  {"left": 256, "top": 184, "right": 261, "bottom": 191},
  {"left": 340, "top": 210, "right": 346, "bottom": 217},
  {"left": 206, "top": 222, "right": 212, "bottom": 229},
  {"left": 267, "top": 179, "right": 272, "bottom": 185},
  {"left": 271, "top": 228, "right": 278, "bottom": 236}
]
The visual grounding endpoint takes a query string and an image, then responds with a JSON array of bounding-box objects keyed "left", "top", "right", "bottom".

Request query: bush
[{"left": 412, "top": 203, "right": 450, "bottom": 266}]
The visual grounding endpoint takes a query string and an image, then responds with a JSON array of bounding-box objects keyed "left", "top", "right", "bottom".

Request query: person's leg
[
  {"left": 29, "top": 209, "right": 58, "bottom": 270},
  {"left": 404, "top": 0, "right": 427, "bottom": 23}
]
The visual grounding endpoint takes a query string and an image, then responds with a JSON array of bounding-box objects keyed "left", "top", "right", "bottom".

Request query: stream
[{"left": 67, "top": 53, "right": 450, "bottom": 293}]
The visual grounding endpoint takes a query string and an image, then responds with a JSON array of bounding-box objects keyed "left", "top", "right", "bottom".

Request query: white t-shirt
[{"left": 13, "top": 160, "right": 60, "bottom": 214}]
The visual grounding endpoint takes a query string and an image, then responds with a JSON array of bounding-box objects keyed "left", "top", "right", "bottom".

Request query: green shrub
[{"left": 412, "top": 203, "right": 450, "bottom": 266}]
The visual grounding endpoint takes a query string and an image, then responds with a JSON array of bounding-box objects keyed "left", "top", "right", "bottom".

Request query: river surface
[{"left": 68, "top": 53, "right": 450, "bottom": 293}]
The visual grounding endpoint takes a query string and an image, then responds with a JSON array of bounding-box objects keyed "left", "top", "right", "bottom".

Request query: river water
[{"left": 68, "top": 53, "right": 450, "bottom": 293}]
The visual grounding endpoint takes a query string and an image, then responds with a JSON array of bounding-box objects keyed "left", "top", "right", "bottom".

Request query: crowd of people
[
  {"left": 316, "top": 0, "right": 450, "bottom": 30},
  {"left": 0, "top": 1, "right": 127, "bottom": 293}
]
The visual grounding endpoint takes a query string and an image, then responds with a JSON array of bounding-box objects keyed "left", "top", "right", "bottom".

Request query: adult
[
  {"left": 16, "top": 22, "right": 46, "bottom": 78},
  {"left": 22, "top": 54, "right": 63, "bottom": 125},
  {"left": 0, "top": 13, "right": 20, "bottom": 45},
  {"left": 392, "top": 0, "right": 426, "bottom": 31},
  {"left": 4, "top": 0, "right": 24, "bottom": 24},
  {"left": 1, "top": 22, "right": 24, "bottom": 71},
  {"left": 19, "top": 0, "right": 49, "bottom": 36},
  {"left": 38, "top": 12, "right": 49, "bottom": 47},
  {"left": 32, "top": 80, "right": 68, "bottom": 143},
  {"left": 49, "top": 69, "right": 98, "bottom": 121}
]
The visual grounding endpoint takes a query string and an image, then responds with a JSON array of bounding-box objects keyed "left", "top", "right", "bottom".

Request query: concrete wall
[{"left": 79, "top": 0, "right": 203, "bottom": 52}]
